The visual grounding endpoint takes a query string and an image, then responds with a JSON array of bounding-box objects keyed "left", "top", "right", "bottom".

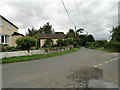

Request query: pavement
[{"left": 2, "top": 47, "right": 119, "bottom": 88}]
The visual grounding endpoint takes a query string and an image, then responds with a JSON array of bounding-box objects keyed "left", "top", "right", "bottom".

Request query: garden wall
[{"left": 0, "top": 47, "right": 71, "bottom": 59}]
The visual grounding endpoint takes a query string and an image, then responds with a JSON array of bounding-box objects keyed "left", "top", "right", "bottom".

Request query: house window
[
  {"left": 1, "top": 35, "right": 9, "bottom": 44},
  {"left": 0, "top": 17, "right": 3, "bottom": 26},
  {"left": 7, "top": 22, "right": 10, "bottom": 30}
]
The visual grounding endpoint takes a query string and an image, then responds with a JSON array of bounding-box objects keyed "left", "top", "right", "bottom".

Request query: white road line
[
  {"left": 94, "top": 66, "right": 98, "bottom": 68},
  {"left": 98, "top": 64, "right": 102, "bottom": 66},
  {"left": 104, "top": 61, "right": 109, "bottom": 63},
  {"left": 93, "top": 57, "right": 118, "bottom": 68}
]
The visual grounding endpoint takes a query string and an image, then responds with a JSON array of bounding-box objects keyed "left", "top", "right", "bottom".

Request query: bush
[
  {"left": 1, "top": 45, "right": 19, "bottom": 52},
  {"left": 104, "top": 42, "right": 120, "bottom": 52},
  {"left": 16, "top": 36, "right": 37, "bottom": 52},
  {"left": 43, "top": 39, "right": 53, "bottom": 47},
  {"left": 66, "top": 38, "right": 74, "bottom": 45},
  {"left": 57, "top": 39, "right": 64, "bottom": 47}
]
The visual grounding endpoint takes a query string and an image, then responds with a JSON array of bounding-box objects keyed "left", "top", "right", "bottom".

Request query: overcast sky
[{"left": 0, "top": 0, "right": 119, "bottom": 40}]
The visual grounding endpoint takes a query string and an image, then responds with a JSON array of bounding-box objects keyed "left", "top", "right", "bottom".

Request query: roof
[
  {"left": 0, "top": 15, "right": 19, "bottom": 29},
  {"left": 40, "top": 34, "right": 66, "bottom": 39},
  {"left": 12, "top": 32, "right": 24, "bottom": 36}
]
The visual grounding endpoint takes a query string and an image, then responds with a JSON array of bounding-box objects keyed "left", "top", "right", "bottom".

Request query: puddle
[{"left": 88, "top": 79, "right": 118, "bottom": 88}]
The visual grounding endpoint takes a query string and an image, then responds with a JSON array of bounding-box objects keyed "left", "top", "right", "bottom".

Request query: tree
[
  {"left": 26, "top": 27, "right": 37, "bottom": 37},
  {"left": 87, "top": 35, "right": 95, "bottom": 42},
  {"left": 42, "top": 22, "right": 54, "bottom": 34},
  {"left": 55, "top": 32, "right": 64, "bottom": 34},
  {"left": 16, "top": 36, "right": 37, "bottom": 52},
  {"left": 57, "top": 39, "right": 64, "bottom": 47},
  {"left": 110, "top": 25, "right": 120, "bottom": 42},
  {"left": 76, "top": 28, "right": 84, "bottom": 35},
  {"left": 66, "top": 29, "right": 75, "bottom": 38}
]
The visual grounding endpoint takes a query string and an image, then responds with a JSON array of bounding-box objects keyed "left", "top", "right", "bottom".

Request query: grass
[
  {"left": 87, "top": 46, "right": 119, "bottom": 53},
  {"left": 1, "top": 48, "right": 80, "bottom": 64}
]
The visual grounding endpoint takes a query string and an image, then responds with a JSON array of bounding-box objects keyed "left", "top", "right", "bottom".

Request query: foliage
[
  {"left": 66, "top": 29, "right": 75, "bottom": 38},
  {"left": 66, "top": 38, "right": 74, "bottom": 45},
  {"left": 86, "top": 40, "right": 120, "bottom": 52},
  {"left": 26, "top": 27, "right": 37, "bottom": 37},
  {"left": 57, "top": 39, "right": 64, "bottom": 47},
  {"left": 43, "top": 39, "right": 53, "bottom": 47},
  {"left": 78, "top": 35, "right": 87, "bottom": 46},
  {"left": 87, "top": 35, "right": 95, "bottom": 42},
  {"left": 104, "top": 41, "right": 120, "bottom": 52},
  {"left": 2, "top": 48, "right": 80, "bottom": 64},
  {"left": 110, "top": 25, "right": 120, "bottom": 42},
  {"left": 40, "top": 22, "right": 54, "bottom": 34},
  {"left": 55, "top": 32, "right": 64, "bottom": 34},
  {"left": 2, "top": 45, "right": 20, "bottom": 52},
  {"left": 76, "top": 28, "right": 84, "bottom": 35},
  {"left": 16, "top": 36, "right": 37, "bottom": 52}
]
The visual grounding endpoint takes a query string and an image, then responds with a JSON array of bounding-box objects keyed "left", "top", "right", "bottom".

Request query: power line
[
  {"left": 61, "top": 0, "right": 75, "bottom": 26},
  {"left": 73, "top": 0, "right": 81, "bottom": 16}
]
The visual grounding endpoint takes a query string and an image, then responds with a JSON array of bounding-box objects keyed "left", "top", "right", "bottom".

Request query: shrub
[
  {"left": 66, "top": 38, "right": 74, "bottom": 45},
  {"left": 43, "top": 39, "right": 53, "bottom": 47},
  {"left": 104, "top": 42, "right": 120, "bottom": 52},
  {"left": 16, "top": 36, "right": 37, "bottom": 52},
  {"left": 1, "top": 44, "right": 19, "bottom": 52},
  {"left": 57, "top": 39, "right": 64, "bottom": 47}
]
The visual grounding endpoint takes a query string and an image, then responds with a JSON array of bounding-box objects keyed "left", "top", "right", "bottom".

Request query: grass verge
[
  {"left": 1, "top": 48, "right": 80, "bottom": 64},
  {"left": 87, "top": 46, "right": 119, "bottom": 53}
]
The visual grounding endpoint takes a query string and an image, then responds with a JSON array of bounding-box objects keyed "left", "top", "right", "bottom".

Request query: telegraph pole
[{"left": 75, "top": 26, "right": 77, "bottom": 39}]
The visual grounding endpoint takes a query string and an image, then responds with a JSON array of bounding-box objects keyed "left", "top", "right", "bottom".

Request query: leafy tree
[
  {"left": 41, "top": 22, "right": 54, "bottom": 34},
  {"left": 78, "top": 35, "right": 87, "bottom": 46},
  {"left": 16, "top": 36, "right": 37, "bottom": 52},
  {"left": 43, "top": 39, "right": 53, "bottom": 47},
  {"left": 76, "top": 28, "right": 84, "bottom": 35},
  {"left": 66, "top": 38, "right": 74, "bottom": 45},
  {"left": 57, "top": 39, "right": 64, "bottom": 47},
  {"left": 110, "top": 25, "right": 120, "bottom": 42},
  {"left": 66, "top": 29, "right": 75, "bottom": 38},
  {"left": 26, "top": 27, "right": 37, "bottom": 37},
  {"left": 87, "top": 35, "right": 95, "bottom": 42}
]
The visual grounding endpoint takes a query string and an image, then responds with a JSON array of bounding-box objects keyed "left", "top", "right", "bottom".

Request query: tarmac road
[{"left": 2, "top": 47, "right": 119, "bottom": 88}]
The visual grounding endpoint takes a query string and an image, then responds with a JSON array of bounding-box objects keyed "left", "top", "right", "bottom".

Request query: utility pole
[{"left": 75, "top": 26, "right": 77, "bottom": 39}]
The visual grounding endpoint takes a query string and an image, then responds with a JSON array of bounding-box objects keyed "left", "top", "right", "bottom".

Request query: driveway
[{"left": 2, "top": 47, "right": 119, "bottom": 88}]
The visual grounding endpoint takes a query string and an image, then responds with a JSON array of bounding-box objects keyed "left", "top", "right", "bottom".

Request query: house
[
  {"left": 0, "top": 15, "right": 24, "bottom": 47},
  {"left": 40, "top": 34, "right": 66, "bottom": 47}
]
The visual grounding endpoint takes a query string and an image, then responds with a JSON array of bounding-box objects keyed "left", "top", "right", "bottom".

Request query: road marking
[
  {"left": 94, "top": 65, "right": 98, "bottom": 68},
  {"left": 93, "top": 57, "right": 118, "bottom": 68},
  {"left": 98, "top": 64, "right": 102, "bottom": 66},
  {"left": 104, "top": 61, "right": 109, "bottom": 63}
]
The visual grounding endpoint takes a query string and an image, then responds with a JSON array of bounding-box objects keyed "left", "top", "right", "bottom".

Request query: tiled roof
[{"left": 40, "top": 34, "right": 66, "bottom": 39}]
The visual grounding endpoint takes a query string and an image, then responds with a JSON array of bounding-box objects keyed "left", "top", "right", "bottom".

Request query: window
[
  {"left": 0, "top": 17, "right": 3, "bottom": 26},
  {"left": 7, "top": 22, "right": 10, "bottom": 30},
  {"left": 1, "top": 35, "right": 9, "bottom": 44}
]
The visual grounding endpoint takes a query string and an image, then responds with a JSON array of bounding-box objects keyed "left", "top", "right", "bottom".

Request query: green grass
[
  {"left": 87, "top": 46, "right": 119, "bottom": 53},
  {"left": 1, "top": 48, "right": 80, "bottom": 64}
]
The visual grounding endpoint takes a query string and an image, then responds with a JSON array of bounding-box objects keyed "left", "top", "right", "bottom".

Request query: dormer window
[{"left": 7, "top": 22, "right": 10, "bottom": 30}]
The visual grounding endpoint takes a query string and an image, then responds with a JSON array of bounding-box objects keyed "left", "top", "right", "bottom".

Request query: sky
[{"left": 0, "top": 0, "right": 119, "bottom": 40}]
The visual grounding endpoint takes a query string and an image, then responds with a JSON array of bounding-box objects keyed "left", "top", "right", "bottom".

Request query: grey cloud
[{"left": 0, "top": 0, "right": 118, "bottom": 39}]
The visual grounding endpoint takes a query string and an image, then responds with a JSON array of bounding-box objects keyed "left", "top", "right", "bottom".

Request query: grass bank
[
  {"left": 1, "top": 48, "right": 80, "bottom": 64},
  {"left": 87, "top": 46, "right": 119, "bottom": 53}
]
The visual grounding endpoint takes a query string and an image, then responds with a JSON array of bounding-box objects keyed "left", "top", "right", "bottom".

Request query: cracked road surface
[{"left": 2, "top": 47, "right": 119, "bottom": 88}]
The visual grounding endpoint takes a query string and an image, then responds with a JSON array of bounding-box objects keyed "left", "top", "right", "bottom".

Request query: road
[{"left": 2, "top": 47, "right": 119, "bottom": 88}]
